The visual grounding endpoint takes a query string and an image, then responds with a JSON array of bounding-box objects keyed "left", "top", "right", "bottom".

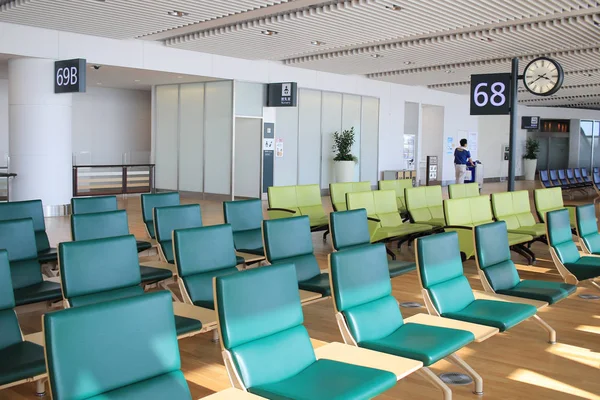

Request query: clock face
[{"left": 523, "top": 57, "right": 564, "bottom": 96}]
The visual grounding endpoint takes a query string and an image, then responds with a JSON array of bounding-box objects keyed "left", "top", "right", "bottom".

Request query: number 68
[{"left": 474, "top": 82, "right": 506, "bottom": 107}]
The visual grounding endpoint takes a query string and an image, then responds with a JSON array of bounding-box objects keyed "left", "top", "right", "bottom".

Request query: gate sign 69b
[
  {"left": 54, "top": 59, "right": 86, "bottom": 94},
  {"left": 470, "top": 73, "right": 511, "bottom": 115}
]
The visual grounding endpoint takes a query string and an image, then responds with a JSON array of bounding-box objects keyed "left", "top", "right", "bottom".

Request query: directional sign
[{"left": 470, "top": 73, "right": 511, "bottom": 115}]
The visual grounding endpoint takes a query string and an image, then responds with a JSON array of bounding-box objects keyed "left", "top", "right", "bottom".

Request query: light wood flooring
[{"left": 3, "top": 182, "right": 600, "bottom": 400}]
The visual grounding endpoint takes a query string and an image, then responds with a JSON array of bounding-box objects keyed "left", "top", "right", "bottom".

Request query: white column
[{"left": 8, "top": 58, "right": 72, "bottom": 214}]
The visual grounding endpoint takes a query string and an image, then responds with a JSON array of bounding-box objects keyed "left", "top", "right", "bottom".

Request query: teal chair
[
  {"left": 329, "top": 209, "right": 416, "bottom": 277},
  {"left": 0, "top": 219, "right": 62, "bottom": 306},
  {"left": 575, "top": 204, "right": 600, "bottom": 265},
  {"left": 154, "top": 204, "right": 203, "bottom": 264},
  {"left": 71, "top": 211, "right": 173, "bottom": 284},
  {"left": 173, "top": 224, "right": 240, "bottom": 309},
  {"left": 330, "top": 244, "right": 482, "bottom": 397},
  {"left": 223, "top": 199, "right": 265, "bottom": 257},
  {"left": 71, "top": 196, "right": 152, "bottom": 252},
  {"left": 141, "top": 192, "right": 180, "bottom": 239},
  {"left": 0, "top": 250, "right": 47, "bottom": 396},
  {"left": 547, "top": 208, "right": 600, "bottom": 291},
  {"left": 263, "top": 216, "right": 330, "bottom": 296},
  {"left": 44, "top": 292, "right": 193, "bottom": 399},
  {"left": 59, "top": 235, "right": 201, "bottom": 337},
  {"left": 0, "top": 200, "right": 57, "bottom": 263},
  {"left": 416, "top": 232, "right": 540, "bottom": 336},
  {"left": 214, "top": 263, "right": 397, "bottom": 399}
]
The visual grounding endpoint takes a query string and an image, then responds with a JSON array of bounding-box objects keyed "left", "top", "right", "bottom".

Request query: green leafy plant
[
  {"left": 332, "top": 127, "right": 358, "bottom": 162},
  {"left": 524, "top": 137, "right": 540, "bottom": 160}
]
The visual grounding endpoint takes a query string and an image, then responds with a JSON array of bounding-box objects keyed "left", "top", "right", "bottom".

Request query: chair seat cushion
[
  {"left": 507, "top": 233, "right": 534, "bottom": 246},
  {"left": 14, "top": 281, "right": 62, "bottom": 306},
  {"left": 564, "top": 256, "right": 600, "bottom": 281},
  {"left": 249, "top": 358, "right": 396, "bottom": 400},
  {"left": 86, "top": 371, "right": 192, "bottom": 400},
  {"left": 309, "top": 215, "right": 330, "bottom": 229},
  {"left": 139, "top": 266, "right": 173, "bottom": 283},
  {"left": 497, "top": 280, "right": 576, "bottom": 305},
  {"left": 388, "top": 260, "right": 416, "bottom": 278},
  {"left": 0, "top": 341, "right": 46, "bottom": 386},
  {"left": 233, "top": 229, "right": 264, "bottom": 256},
  {"left": 298, "top": 273, "right": 331, "bottom": 296},
  {"left": 443, "top": 299, "right": 537, "bottom": 332},
  {"left": 136, "top": 240, "right": 153, "bottom": 253},
  {"left": 236, "top": 255, "right": 245, "bottom": 265},
  {"left": 425, "top": 218, "right": 446, "bottom": 227},
  {"left": 37, "top": 248, "right": 58, "bottom": 264},
  {"left": 509, "top": 224, "right": 546, "bottom": 237},
  {"left": 69, "top": 286, "right": 144, "bottom": 308},
  {"left": 360, "top": 323, "right": 474, "bottom": 367},
  {"left": 373, "top": 224, "right": 432, "bottom": 242},
  {"left": 174, "top": 315, "right": 202, "bottom": 336}
]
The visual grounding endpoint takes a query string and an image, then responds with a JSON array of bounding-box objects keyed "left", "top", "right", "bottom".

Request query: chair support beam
[
  {"left": 418, "top": 368, "right": 452, "bottom": 400},
  {"left": 532, "top": 315, "right": 556, "bottom": 344},
  {"left": 446, "top": 353, "right": 483, "bottom": 395}
]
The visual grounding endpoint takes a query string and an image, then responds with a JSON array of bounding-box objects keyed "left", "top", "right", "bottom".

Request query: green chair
[
  {"left": 141, "top": 192, "right": 180, "bottom": 239},
  {"left": 223, "top": 199, "right": 265, "bottom": 257},
  {"left": 0, "top": 250, "right": 47, "bottom": 396},
  {"left": 263, "top": 216, "right": 330, "bottom": 296},
  {"left": 576, "top": 204, "right": 600, "bottom": 259},
  {"left": 0, "top": 219, "right": 62, "bottom": 306},
  {"left": 44, "top": 291, "right": 193, "bottom": 400},
  {"left": 404, "top": 186, "right": 446, "bottom": 227},
  {"left": 72, "top": 196, "right": 152, "bottom": 252},
  {"left": 59, "top": 235, "right": 202, "bottom": 336},
  {"left": 267, "top": 184, "right": 329, "bottom": 239},
  {"left": 329, "top": 209, "right": 416, "bottom": 277},
  {"left": 330, "top": 181, "right": 372, "bottom": 211},
  {"left": 448, "top": 183, "right": 479, "bottom": 199},
  {"left": 444, "top": 196, "right": 535, "bottom": 263},
  {"left": 346, "top": 190, "right": 432, "bottom": 253},
  {"left": 547, "top": 209, "right": 600, "bottom": 291},
  {"left": 491, "top": 191, "right": 546, "bottom": 242},
  {"left": 330, "top": 244, "right": 482, "bottom": 397},
  {"left": 214, "top": 263, "right": 397, "bottom": 399},
  {"left": 71, "top": 210, "right": 173, "bottom": 284},
  {"left": 173, "top": 224, "right": 240, "bottom": 309},
  {"left": 0, "top": 200, "right": 57, "bottom": 263},
  {"left": 378, "top": 179, "right": 413, "bottom": 213},
  {"left": 534, "top": 187, "right": 576, "bottom": 228},
  {"left": 416, "top": 232, "right": 539, "bottom": 335}
]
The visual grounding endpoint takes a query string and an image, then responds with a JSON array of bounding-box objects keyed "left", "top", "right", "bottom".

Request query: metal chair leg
[
  {"left": 590, "top": 280, "right": 600, "bottom": 291},
  {"left": 385, "top": 244, "right": 397, "bottom": 260},
  {"left": 419, "top": 367, "right": 452, "bottom": 400},
  {"left": 532, "top": 314, "right": 557, "bottom": 344},
  {"left": 447, "top": 353, "right": 483, "bottom": 395},
  {"left": 35, "top": 379, "right": 46, "bottom": 397}
]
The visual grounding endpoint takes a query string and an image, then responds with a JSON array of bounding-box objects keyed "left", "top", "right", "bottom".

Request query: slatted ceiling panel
[{"left": 0, "top": 0, "right": 290, "bottom": 39}]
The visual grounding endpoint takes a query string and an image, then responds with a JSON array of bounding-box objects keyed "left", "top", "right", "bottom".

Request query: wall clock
[{"left": 522, "top": 57, "right": 564, "bottom": 96}]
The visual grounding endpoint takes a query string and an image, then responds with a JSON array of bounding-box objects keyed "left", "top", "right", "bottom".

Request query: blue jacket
[{"left": 454, "top": 147, "right": 471, "bottom": 165}]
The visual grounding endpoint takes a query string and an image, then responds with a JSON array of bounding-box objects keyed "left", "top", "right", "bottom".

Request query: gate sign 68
[
  {"left": 469, "top": 73, "right": 511, "bottom": 115},
  {"left": 54, "top": 59, "right": 87, "bottom": 94}
]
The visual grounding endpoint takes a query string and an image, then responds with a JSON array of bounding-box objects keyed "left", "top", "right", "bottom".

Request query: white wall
[
  {"left": 421, "top": 105, "right": 445, "bottom": 182},
  {"left": 0, "top": 78, "right": 7, "bottom": 164}
]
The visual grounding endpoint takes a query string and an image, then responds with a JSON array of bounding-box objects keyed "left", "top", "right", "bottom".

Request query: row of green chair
[{"left": 447, "top": 183, "right": 480, "bottom": 199}]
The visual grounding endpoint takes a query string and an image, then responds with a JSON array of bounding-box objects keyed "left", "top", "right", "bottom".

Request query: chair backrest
[
  {"left": 416, "top": 232, "right": 475, "bottom": 314},
  {"left": 534, "top": 187, "right": 564, "bottom": 222},
  {"left": 263, "top": 216, "right": 320, "bottom": 282},
  {"left": 448, "top": 183, "right": 479, "bottom": 199},
  {"left": 59, "top": 235, "right": 142, "bottom": 307},
  {"left": 154, "top": 204, "right": 203, "bottom": 263},
  {"left": 71, "top": 196, "right": 118, "bottom": 215},
  {"left": 0, "top": 219, "right": 43, "bottom": 289},
  {"left": 595, "top": 172, "right": 600, "bottom": 186},
  {"left": 573, "top": 168, "right": 583, "bottom": 181},
  {"left": 491, "top": 190, "right": 536, "bottom": 230},
  {"left": 0, "top": 250, "right": 22, "bottom": 351},
  {"left": 566, "top": 169, "right": 576, "bottom": 182},
  {"left": 576, "top": 204, "right": 600, "bottom": 253},
  {"left": 474, "top": 222, "right": 520, "bottom": 291},
  {"left": 214, "top": 263, "right": 316, "bottom": 389},
  {"left": 268, "top": 185, "right": 299, "bottom": 212},
  {"left": 71, "top": 210, "right": 130, "bottom": 241},
  {"left": 558, "top": 169, "right": 568, "bottom": 183},
  {"left": 547, "top": 209, "right": 580, "bottom": 264},
  {"left": 140, "top": 192, "right": 180, "bottom": 238},
  {"left": 223, "top": 199, "right": 263, "bottom": 233},
  {"left": 346, "top": 191, "right": 377, "bottom": 216},
  {"left": 581, "top": 167, "right": 589, "bottom": 177},
  {"left": 330, "top": 209, "right": 370, "bottom": 250},
  {"left": 404, "top": 186, "right": 444, "bottom": 223},
  {"left": 0, "top": 199, "right": 50, "bottom": 252},
  {"left": 44, "top": 291, "right": 188, "bottom": 400},
  {"left": 173, "top": 225, "right": 238, "bottom": 309},
  {"left": 373, "top": 190, "right": 403, "bottom": 227},
  {"left": 378, "top": 179, "right": 413, "bottom": 210},
  {"left": 444, "top": 196, "right": 492, "bottom": 227},
  {"left": 330, "top": 244, "right": 403, "bottom": 343},
  {"left": 539, "top": 170, "right": 551, "bottom": 187},
  {"left": 549, "top": 170, "right": 560, "bottom": 185},
  {"left": 330, "top": 181, "right": 372, "bottom": 211}
]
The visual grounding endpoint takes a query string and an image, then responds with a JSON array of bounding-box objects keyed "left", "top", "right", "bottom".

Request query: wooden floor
[{"left": 3, "top": 182, "right": 600, "bottom": 400}]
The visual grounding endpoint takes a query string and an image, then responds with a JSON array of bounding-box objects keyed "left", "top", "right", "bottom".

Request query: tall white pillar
[{"left": 9, "top": 58, "right": 72, "bottom": 215}]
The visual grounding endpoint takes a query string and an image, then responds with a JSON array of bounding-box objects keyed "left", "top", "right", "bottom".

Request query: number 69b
[{"left": 56, "top": 67, "right": 78, "bottom": 86}]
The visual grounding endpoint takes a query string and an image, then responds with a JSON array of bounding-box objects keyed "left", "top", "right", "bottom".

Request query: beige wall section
[
  {"left": 297, "top": 89, "right": 322, "bottom": 185},
  {"left": 420, "top": 105, "right": 445, "bottom": 183},
  {"left": 178, "top": 83, "right": 205, "bottom": 192}
]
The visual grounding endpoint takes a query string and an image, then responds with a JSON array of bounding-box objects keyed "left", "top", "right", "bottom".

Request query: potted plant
[
  {"left": 523, "top": 137, "right": 540, "bottom": 181},
  {"left": 332, "top": 127, "right": 358, "bottom": 183}
]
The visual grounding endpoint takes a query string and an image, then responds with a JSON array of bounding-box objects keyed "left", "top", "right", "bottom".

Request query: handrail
[
  {"left": 73, "top": 164, "right": 155, "bottom": 168},
  {"left": 72, "top": 164, "right": 155, "bottom": 197}
]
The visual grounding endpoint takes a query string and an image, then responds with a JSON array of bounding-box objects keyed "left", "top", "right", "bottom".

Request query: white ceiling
[{"left": 1, "top": 0, "right": 599, "bottom": 109}]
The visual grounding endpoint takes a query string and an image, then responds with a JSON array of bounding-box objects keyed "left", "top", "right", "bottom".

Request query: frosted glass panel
[
  {"left": 179, "top": 83, "right": 204, "bottom": 192},
  {"left": 274, "top": 106, "right": 298, "bottom": 186},
  {"left": 360, "top": 97, "right": 379, "bottom": 184},
  {"left": 235, "top": 81, "right": 265, "bottom": 117},
  {"left": 298, "top": 89, "right": 322, "bottom": 185},
  {"left": 234, "top": 118, "right": 262, "bottom": 198},
  {"left": 204, "top": 81, "right": 233, "bottom": 195},
  {"left": 155, "top": 85, "right": 179, "bottom": 190},
  {"left": 342, "top": 94, "right": 361, "bottom": 181},
  {"left": 321, "top": 92, "right": 342, "bottom": 189}
]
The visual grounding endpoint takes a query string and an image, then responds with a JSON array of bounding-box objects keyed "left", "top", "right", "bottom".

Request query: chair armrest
[
  {"left": 200, "top": 388, "right": 267, "bottom": 399},
  {"left": 267, "top": 208, "right": 297, "bottom": 214},
  {"left": 444, "top": 225, "right": 474, "bottom": 231},
  {"left": 367, "top": 217, "right": 381, "bottom": 223},
  {"left": 404, "top": 313, "right": 498, "bottom": 343}
]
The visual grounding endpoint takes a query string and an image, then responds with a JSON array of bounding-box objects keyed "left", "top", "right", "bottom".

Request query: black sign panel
[
  {"left": 267, "top": 82, "right": 297, "bottom": 107},
  {"left": 521, "top": 116, "right": 539, "bottom": 130},
  {"left": 54, "top": 59, "right": 86, "bottom": 94},
  {"left": 262, "top": 122, "right": 275, "bottom": 194},
  {"left": 470, "top": 73, "right": 511, "bottom": 115}
]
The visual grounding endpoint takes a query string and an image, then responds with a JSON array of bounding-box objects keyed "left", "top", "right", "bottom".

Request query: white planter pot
[
  {"left": 334, "top": 161, "right": 355, "bottom": 183},
  {"left": 523, "top": 158, "right": 537, "bottom": 181}
]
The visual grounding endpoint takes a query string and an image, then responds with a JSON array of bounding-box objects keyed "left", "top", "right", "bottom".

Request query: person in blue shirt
[{"left": 454, "top": 138, "right": 474, "bottom": 184}]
